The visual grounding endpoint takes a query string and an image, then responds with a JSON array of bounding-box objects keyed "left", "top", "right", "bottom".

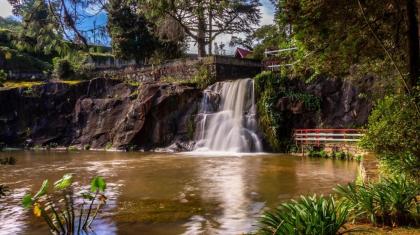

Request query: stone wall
[{"left": 94, "top": 56, "right": 261, "bottom": 82}]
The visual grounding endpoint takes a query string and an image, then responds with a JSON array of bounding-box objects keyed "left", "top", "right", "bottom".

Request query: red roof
[{"left": 235, "top": 48, "right": 252, "bottom": 58}]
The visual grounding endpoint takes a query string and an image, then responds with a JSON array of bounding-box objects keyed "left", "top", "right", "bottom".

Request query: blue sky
[{"left": 0, "top": 0, "right": 275, "bottom": 52}]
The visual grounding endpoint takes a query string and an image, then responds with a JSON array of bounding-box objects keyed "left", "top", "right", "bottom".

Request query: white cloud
[
  {"left": 0, "top": 0, "right": 13, "bottom": 18},
  {"left": 260, "top": 3, "right": 275, "bottom": 26}
]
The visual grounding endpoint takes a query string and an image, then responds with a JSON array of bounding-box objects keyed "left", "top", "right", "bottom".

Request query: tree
[
  {"left": 0, "top": 16, "right": 21, "bottom": 30},
  {"left": 13, "top": 0, "right": 64, "bottom": 56},
  {"left": 273, "top": 0, "right": 418, "bottom": 90},
  {"left": 107, "top": 0, "right": 157, "bottom": 63},
  {"left": 8, "top": 0, "right": 108, "bottom": 47},
  {"left": 141, "top": 0, "right": 261, "bottom": 57}
]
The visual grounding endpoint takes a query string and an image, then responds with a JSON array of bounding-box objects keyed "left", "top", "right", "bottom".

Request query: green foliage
[
  {"left": 0, "top": 16, "right": 21, "bottom": 30},
  {"left": 0, "top": 46, "right": 52, "bottom": 73},
  {"left": 273, "top": 0, "right": 407, "bottom": 80},
  {"left": 335, "top": 175, "right": 420, "bottom": 227},
  {"left": 285, "top": 91, "right": 320, "bottom": 111},
  {"left": 258, "top": 195, "right": 352, "bottom": 235},
  {"left": 90, "top": 176, "right": 106, "bottom": 193},
  {"left": 360, "top": 94, "right": 419, "bottom": 178},
  {"left": 107, "top": 0, "right": 158, "bottom": 62},
  {"left": 53, "top": 58, "right": 74, "bottom": 79},
  {"left": 307, "top": 149, "right": 361, "bottom": 161},
  {"left": 254, "top": 71, "right": 320, "bottom": 151},
  {"left": 254, "top": 71, "right": 287, "bottom": 151},
  {"left": 22, "top": 174, "right": 108, "bottom": 234},
  {"left": 191, "top": 64, "right": 215, "bottom": 89}
]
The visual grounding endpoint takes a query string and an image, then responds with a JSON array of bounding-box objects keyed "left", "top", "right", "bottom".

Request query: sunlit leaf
[
  {"left": 33, "top": 180, "right": 49, "bottom": 199},
  {"left": 54, "top": 173, "right": 73, "bottom": 190}
]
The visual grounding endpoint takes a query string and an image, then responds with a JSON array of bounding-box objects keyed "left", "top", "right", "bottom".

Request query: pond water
[{"left": 0, "top": 151, "right": 359, "bottom": 235}]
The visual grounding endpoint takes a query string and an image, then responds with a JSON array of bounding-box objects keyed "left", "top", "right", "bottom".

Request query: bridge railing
[{"left": 293, "top": 129, "right": 364, "bottom": 146}]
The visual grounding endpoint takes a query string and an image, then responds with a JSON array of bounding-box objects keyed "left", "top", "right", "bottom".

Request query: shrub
[
  {"left": 258, "top": 195, "right": 353, "bottom": 235},
  {"left": 191, "top": 63, "right": 216, "bottom": 89},
  {"left": 335, "top": 175, "right": 420, "bottom": 227},
  {"left": 22, "top": 174, "right": 107, "bottom": 234},
  {"left": 360, "top": 94, "right": 419, "bottom": 178},
  {"left": 53, "top": 58, "right": 74, "bottom": 79}
]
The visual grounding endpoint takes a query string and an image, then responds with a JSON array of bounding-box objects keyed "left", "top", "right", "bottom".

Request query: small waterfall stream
[{"left": 194, "top": 78, "right": 263, "bottom": 153}]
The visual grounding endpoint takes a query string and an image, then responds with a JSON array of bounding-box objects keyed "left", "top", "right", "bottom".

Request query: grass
[
  {"left": 2, "top": 80, "right": 83, "bottom": 89},
  {"left": 334, "top": 175, "right": 419, "bottom": 227}
]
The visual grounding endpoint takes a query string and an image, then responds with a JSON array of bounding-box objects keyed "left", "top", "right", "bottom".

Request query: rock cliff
[{"left": 0, "top": 78, "right": 201, "bottom": 150}]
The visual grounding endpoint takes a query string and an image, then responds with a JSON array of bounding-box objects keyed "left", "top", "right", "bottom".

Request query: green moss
[{"left": 3, "top": 81, "right": 46, "bottom": 89}]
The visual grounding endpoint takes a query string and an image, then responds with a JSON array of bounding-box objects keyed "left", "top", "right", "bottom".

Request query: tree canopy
[{"left": 140, "top": 0, "right": 262, "bottom": 56}]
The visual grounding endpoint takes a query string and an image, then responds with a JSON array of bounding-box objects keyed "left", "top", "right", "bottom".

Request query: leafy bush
[
  {"left": 22, "top": 174, "right": 107, "bottom": 234},
  {"left": 335, "top": 175, "right": 420, "bottom": 227},
  {"left": 0, "top": 46, "right": 51, "bottom": 73},
  {"left": 53, "top": 58, "right": 74, "bottom": 79},
  {"left": 360, "top": 94, "right": 419, "bottom": 178},
  {"left": 258, "top": 195, "right": 353, "bottom": 235}
]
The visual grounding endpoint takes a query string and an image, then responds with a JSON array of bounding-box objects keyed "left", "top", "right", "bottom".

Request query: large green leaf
[
  {"left": 90, "top": 176, "right": 106, "bottom": 192},
  {"left": 33, "top": 180, "right": 49, "bottom": 199},
  {"left": 54, "top": 173, "right": 73, "bottom": 190},
  {"left": 22, "top": 194, "right": 33, "bottom": 208}
]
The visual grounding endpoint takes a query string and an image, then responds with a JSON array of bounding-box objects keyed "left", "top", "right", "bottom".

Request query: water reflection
[
  {"left": 0, "top": 151, "right": 358, "bottom": 235},
  {"left": 183, "top": 157, "right": 264, "bottom": 234}
]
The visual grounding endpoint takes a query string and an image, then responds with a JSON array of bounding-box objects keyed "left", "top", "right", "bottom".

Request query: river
[{"left": 0, "top": 151, "right": 358, "bottom": 235}]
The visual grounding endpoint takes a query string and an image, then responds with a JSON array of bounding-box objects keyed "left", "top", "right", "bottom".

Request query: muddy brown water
[{"left": 0, "top": 151, "right": 359, "bottom": 235}]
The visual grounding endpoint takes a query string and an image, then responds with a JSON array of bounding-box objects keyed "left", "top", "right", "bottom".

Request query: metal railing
[{"left": 293, "top": 129, "right": 364, "bottom": 146}]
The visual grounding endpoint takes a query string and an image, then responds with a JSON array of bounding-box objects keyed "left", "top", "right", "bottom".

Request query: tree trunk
[
  {"left": 197, "top": 7, "right": 207, "bottom": 57},
  {"left": 208, "top": 0, "right": 213, "bottom": 55},
  {"left": 406, "top": 0, "right": 419, "bottom": 87}
]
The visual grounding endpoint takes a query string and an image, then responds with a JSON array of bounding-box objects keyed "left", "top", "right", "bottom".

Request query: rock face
[
  {"left": 0, "top": 76, "right": 374, "bottom": 150},
  {"left": 0, "top": 78, "right": 201, "bottom": 149},
  {"left": 275, "top": 76, "right": 374, "bottom": 129}
]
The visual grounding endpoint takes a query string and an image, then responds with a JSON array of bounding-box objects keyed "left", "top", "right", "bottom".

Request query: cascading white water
[{"left": 194, "top": 78, "right": 263, "bottom": 153}]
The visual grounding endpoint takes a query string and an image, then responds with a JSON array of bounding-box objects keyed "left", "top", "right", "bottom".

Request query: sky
[{"left": 0, "top": 0, "right": 275, "bottom": 53}]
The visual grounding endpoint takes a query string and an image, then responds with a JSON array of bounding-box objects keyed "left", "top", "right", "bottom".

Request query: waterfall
[{"left": 194, "top": 78, "right": 263, "bottom": 153}]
